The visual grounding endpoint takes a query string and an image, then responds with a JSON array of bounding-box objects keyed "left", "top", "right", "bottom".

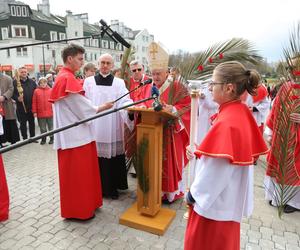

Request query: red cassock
[
  {"left": 266, "top": 81, "right": 300, "bottom": 186},
  {"left": 0, "top": 155, "right": 9, "bottom": 222},
  {"left": 57, "top": 142, "right": 102, "bottom": 219},
  {"left": 50, "top": 67, "right": 102, "bottom": 219},
  {"left": 186, "top": 100, "right": 268, "bottom": 250},
  {"left": 129, "top": 76, "right": 153, "bottom": 108},
  {"left": 159, "top": 81, "right": 191, "bottom": 193}
]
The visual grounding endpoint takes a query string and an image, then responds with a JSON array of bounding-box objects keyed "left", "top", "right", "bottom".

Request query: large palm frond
[
  {"left": 283, "top": 23, "right": 300, "bottom": 78},
  {"left": 267, "top": 22, "right": 300, "bottom": 217},
  {"left": 178, "top": 38, "right": 262, "bottom": 82}
]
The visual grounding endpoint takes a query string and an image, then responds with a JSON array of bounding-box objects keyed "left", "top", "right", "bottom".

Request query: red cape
[
  {"left": 253, "top": 84, "right": 268, "bottom": 103},
  {"left": 129, "top": 75, "right": 152, "bottom": 108},
  {"left": 49, "top": 67, "right": 84, "bottom": 103},
  {"left": 195, "top": 100, "right": 268, "bottom": 166}
]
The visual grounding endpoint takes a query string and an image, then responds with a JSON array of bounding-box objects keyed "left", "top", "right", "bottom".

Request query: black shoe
[
  {"left": 268, "top": 200, "right": 276, "bottom": 207},
  {"left": 49, "top": 139, "right": 54, "bottom": 144},
  {"left": 40, "top": 140, "right": 46, "bottom": 145},
  {"left": 111, "top": 191, "right": 119, "bottom": 200},
  {"left": 284, "top": 205, "right": 300, "bottom": 213}
]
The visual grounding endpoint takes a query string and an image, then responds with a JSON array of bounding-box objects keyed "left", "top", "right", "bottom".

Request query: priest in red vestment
[
  {"left": 129, "top": 60, "right": 152, "bottom": 108},
  {"left": 49, "top": 44, "right": 113, "bottom": 220},
  {"left": 265, "top": 56, "right": 300, "bottom": 213},
  {"left": 147, "top": 42, "right": 191, "bottom": 203},
  {"left": 185, "top": 62, "right": 268, "bottom": 250},
  {"left": 0, "top": 108, "right": 9, "bottom": 222}
]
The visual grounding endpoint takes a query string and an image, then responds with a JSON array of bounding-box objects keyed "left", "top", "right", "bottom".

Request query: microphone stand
[
  {"left": 113, "top": 81, "right": 151, "bottom": 103},
  {"left": 0, "top": 96, "right": 154, "bottom": 154}
]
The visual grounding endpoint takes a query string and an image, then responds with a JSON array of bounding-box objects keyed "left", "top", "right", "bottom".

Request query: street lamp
[{"left": 41, "top": 34, "right": 47, "bottom": 77}]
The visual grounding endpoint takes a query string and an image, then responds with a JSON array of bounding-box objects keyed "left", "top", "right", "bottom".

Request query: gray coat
[{"left": 0, "top": 74, "right": 17, "bottom": 120}]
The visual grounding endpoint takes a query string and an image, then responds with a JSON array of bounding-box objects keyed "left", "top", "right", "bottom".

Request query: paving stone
[{"left": 1, "top": 140, "right": 300, "bottom": 250}]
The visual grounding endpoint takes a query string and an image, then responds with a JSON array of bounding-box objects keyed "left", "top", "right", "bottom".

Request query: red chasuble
[
  {"left": 50, "top": 67, "right": 102, "bottom": 219},
  {"left": 266, "top": 81, "right": 300, "bottom": 186},
  {"left": 0, "top": 155, "right": 9, "bottom": 222},
  {"left": 129, "top": 75, "right": 152, "bottom": 107},
  {"left": 159, "top": 81, "right": 191, "bottom": 192},
  {"left": 49, "top": 67, "right": 84, "bottom": 103},
  {"left": 194, "top": 100, "right": 268, "bottom": 165}
]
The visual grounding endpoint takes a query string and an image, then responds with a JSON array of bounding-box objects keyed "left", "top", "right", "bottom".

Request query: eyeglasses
[
  {"left": 209, "top": 81, "right": 225, "bottom": 86},
  {"left": 132, "top": 68, "right": 142, "bottom": 73}
]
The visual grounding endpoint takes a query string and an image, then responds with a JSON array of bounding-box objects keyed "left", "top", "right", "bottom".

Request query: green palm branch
[
  {"left": 267, "top": 22, "right": 300, "bottom": 218},
  {"left": 177, "top": 38, "right": 262, "bottom": 82}
]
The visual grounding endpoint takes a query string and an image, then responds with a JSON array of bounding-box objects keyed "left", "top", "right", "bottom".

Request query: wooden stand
[{"left": 119, "top": 107, "right": 177, "bottom": 235}]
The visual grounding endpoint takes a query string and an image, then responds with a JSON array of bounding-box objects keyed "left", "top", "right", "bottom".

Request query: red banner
[
  {"left": 39, "top": 64, "right": 52, "bottom": 72},
  {"left": 0, "top": 65, "right": 13, "bottom": 71},
  {"left": 24, "top": 64, "right": 34, "bottom": 71}
]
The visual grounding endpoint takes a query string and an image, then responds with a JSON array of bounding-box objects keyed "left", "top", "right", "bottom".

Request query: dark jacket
[{"left": 12, "top": 77, "right": 36, "bottom": 114}]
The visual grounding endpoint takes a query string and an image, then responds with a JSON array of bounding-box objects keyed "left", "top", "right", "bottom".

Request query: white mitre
[{"left": 147, "top": 42, "right": 169, "bottom": 71}]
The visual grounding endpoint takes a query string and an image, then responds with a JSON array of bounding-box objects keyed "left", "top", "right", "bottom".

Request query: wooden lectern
[{"left": 119, "top": 107, "right": 177, "bottom": 235}]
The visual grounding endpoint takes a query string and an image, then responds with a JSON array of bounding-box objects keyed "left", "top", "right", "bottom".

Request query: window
[
  {"left": 16, "top": 6, "right": 21, "bottom": 16},
  {"left": 12, "top": 25, "right": 28, "bottom": 37},
  {"left": 31, "top": 27, "right": 35, "bottom": 39},
  {"left": 6, "top": 49, "right": 10, "bottom": 58},
  {"left": 110, "top": 41, "right": 114, "bottom": 50},
  {"left": 22, "top": 6, "right": 27, "bottom": 17},
  {"left": 94, "top": 53, "right": 97, "bottom": 60},
  {"left": 75, "top": 31, "right": 78, "bottom": 37},
  {"left": 52, "top": 50, "right": 56, "bottom": 58},
  {"left": 84, "top": 38, "right": 90, "bottom": 47},
  {"left": 94, "top": 39, "right": 99, "bottom": 47},
  {"left": 59, "top": 33, "right": 66, "bottom": 40},
  {"left": 16, "top": 47, "right": 28, "bottom": 56},
  {"left": 50, "top": 31, "right": 57, "bottom": 41},
  {"left": 101, "top": 40, "right": 108, "bottom": 49},
  {"left": 10, "top": 6, "right": 16, "bottom": 16},
  {"left": 1, "top": 28, "right": 8, "bottom": 40}
]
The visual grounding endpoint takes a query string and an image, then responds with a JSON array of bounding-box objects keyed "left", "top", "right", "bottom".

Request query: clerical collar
[
  {"left": 94, "top": 73, "right": 114, "bottom": 86},
  {"left": 100, "top": 72, "right": 111, "bottom": 78}
]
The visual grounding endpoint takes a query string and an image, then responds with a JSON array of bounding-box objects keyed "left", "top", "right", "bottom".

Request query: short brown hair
[
  {"left": 83, "top": 62, "right": 96, "bottom": 73},
  {"left": 214, "top": 61, "right": 260, "bottom": 96},
  {"left": 61, "top": 43, "right": 85, "bottom": 63}
]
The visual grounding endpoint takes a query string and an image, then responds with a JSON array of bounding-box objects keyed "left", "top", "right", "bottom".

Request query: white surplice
[
  {"left": 83, "top": 76, "right": 133, "bottom": 158},
  {"left": 190, "top": 156, "right": 254, "bottom": 223},
  {"left": 52, "top": 93, "right": 97, "bottom": 150}
]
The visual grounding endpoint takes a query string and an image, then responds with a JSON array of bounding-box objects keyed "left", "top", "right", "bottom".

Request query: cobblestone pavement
[{"left": 0, "top": 142, "right": 299, "bottom": 250}]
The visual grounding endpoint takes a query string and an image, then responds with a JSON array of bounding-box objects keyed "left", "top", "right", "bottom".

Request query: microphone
[
  {"left": 139, "top": 78, "right": 152, "bottom": 86},
  {"left": 151, "top": 85, "right": 163, "bottom": 111},
  {"left": 99, "top": 19, "right": 131, "bottom": 48}
]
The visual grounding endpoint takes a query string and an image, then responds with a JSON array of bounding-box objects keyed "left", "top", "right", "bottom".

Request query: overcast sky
[{"left": 27, "top": 0, "right": 300, "bottom": 62}]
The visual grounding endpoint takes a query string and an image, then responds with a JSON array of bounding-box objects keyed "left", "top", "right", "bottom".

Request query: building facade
[{"left": 0, "top": 0, "right": 131, "bottom": 77}]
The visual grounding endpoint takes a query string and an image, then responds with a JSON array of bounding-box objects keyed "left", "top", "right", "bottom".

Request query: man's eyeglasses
[{"left": 132, "top": 68, "right": 142, "bottom": 73}]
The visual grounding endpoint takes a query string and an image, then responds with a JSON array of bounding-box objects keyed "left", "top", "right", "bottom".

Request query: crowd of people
[{"left": 0, "top": 41, "right": 299, "bottom": 250}]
